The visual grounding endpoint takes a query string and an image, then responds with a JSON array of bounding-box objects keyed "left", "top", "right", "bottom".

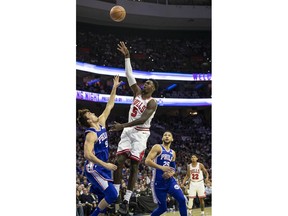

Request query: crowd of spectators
[
  {"left": 76, "top": 107, "right": 212, "bottom": 214},
  {"left": 77, "top": 23, "right": 211, "bottom": 74}
]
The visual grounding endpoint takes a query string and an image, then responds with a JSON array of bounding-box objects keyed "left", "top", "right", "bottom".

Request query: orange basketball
[{"left": 110, "top": 5, "right": 126, "bottom": 22}]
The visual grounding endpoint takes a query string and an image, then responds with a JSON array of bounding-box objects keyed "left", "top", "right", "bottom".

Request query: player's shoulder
[
  {"left": 153, "top": 143, "right": 162, "bottom": 148},
  {"left": 85, "top": 127, "right": 97, "bottom": 134},
  {"left": 152, "top": 144, "right": 162, "bottom": 150},
  {"left": 85, "top": 128, "right": 98, "bottom": 136},
  {"left": 198, "top": 162, "right": 205, "bottom": 167}
]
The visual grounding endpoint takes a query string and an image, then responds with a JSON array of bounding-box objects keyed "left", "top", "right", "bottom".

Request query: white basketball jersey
[
  {"left": 128, "top": 95, "right": 156, "bottom": 129},
  {"left": 189, "top": 162, "right": 204, "bottom": 182}
]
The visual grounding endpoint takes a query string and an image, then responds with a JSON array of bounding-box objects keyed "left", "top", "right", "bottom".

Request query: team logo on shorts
[{"left": 174, "top": 185, "right": 180, "bottom": 190}]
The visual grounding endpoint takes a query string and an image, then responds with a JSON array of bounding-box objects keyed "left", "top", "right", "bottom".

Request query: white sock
[
  {"left": 123, "top": 190, "right": 133, "bottom": 203},
  {"left": 114, "top": 184, "right": 120, "bottom": 196},
  {"left": 201, "top": 211, "right": 205, "bottom": 215}
]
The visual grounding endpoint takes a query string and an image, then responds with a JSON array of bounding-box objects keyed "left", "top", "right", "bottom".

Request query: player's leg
[
  {"left": 118, "top": 129, "right": 149, "bottom": 214},
  {"left": 151, "top": 187, "right": 168, "bottom": 216},
  {"left": 118, "top": 158, "right": 139, "bottom": 215},
  {"left": 84, "top": 168, "right": 118, "bottom": 216},
  {"left": 169, "top": 179, "right": 188, "bottom": 216},
  {"left": 187, "top": 182, "right": 196, "bottom": 216},
  {"left": 114, "top": 128, "right": 131, "bottom": 195},
  {"left": 197, "top": 182, "right": 206, "bottom": 216},
  {"left": 91, "top": 182, "right": 118, "bottom": 216}
]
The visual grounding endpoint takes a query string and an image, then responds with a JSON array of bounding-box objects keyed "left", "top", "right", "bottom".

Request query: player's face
[
  {"left": 191, "top": 155, "right": 198, "bottom": 162},
  {"left": 142, "top": 80, "right": 155, "bottom": 93},
  {"left": 162, "top": 132, "right": 173, "bottom": 144},
  {"left": 85, "top": 111, "right": 99, "bottom": 124}
]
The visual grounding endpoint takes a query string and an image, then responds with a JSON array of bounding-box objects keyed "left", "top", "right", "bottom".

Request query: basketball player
[
  {"left": 181, "top": 155, "right": 209, "bottom": 216},
  {"left": 77, "top": 75, "right": 121, "bottom": 216},
  {"left": 109, "top": 41, "right": 158, "bottom": 215},
  {"left": 145, "top": 131, "right": 188, "bottom": 216}
]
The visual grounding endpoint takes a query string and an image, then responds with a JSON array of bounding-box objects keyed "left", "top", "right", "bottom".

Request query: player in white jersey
[
  {"left": 181, "top": 155, "right": 209, "bottom": 216},
  {"left": 110, "top": 41, "right": 159, "bottom": 215}
]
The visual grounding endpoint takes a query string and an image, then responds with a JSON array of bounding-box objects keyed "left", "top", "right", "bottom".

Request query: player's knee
[
  {"left": 177, "top": 195, "right": 187, "bottom": 205},
  {"left": 158, "top": 205, "right": 167, "bottom": 214},
  {"left": 104, "top": 185, "right": 118, "bottom": 204},
  {"left": 130, "top": 160, "right": 139, "bottom": 172},
  {"left": 115, "top": 154, "right": 127, "bottom": 165}
]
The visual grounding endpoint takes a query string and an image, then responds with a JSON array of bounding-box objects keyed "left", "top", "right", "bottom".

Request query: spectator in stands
[{"left": 80, "top": 188, "right": 97, "bottom": 216}]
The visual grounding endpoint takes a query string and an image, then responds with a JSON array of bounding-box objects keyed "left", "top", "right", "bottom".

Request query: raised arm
[
  {"left": 98, "top": 75, "right": 121, "bottom": 126},
  {"left": 200, "top": 163, "right": 209, "bottom": 184},
  {"left": 109, "top": 99, "right": 157, "bottom": 131},
  {"left": 117, "top": 41, "right": 141, "bottom": 97},
  {"left": 145, "top": 144, "right": 174, "bottom": 172},
  {"left": 84, "top": 132, "right": 117, "bottom": 171}
]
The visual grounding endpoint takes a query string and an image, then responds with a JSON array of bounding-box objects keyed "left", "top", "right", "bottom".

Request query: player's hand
[
  {"left": 117, "top": 41, "right": 130, "bottom": 58},
  {"left": 161, "top": 166, "right": 174, "bottom": 173},
  {"left": 109, "top": 121, "right": 124, "bottom": 132},
  {"left": 105, "top": 162, "right": 117, "bottom": 171},
  {"left": 162, "top": 171, "right": 174, "bottom": 179},
  {"left": 113, "top": 75, "right": 122, "bottom": 88}
]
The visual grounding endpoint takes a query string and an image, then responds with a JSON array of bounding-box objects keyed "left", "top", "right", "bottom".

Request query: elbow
[
  {"left": 145, "top": 159, "right": 150, "bottom": 166},
  {"left": 84, "top": 152, "right": 90, "bottom": 160},
  {"left": 138, "top": 118, "right": 147, "bottom": 125}
]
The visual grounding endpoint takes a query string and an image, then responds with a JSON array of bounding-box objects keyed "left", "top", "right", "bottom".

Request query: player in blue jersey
[
  {"left": 77, "top": 75, "right": 121, "bottom": 216},
  {"left": 145, "top": 131, "right": 188, "bottom": 216}
]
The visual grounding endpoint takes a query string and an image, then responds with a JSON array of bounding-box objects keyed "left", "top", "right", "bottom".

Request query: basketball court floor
[{"left": 133, "top": 207, "right": 212, "bottom": 216}]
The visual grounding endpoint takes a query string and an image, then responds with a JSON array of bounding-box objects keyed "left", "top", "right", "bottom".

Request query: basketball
[{"left": 110, "top": 5, "right": 126, "bottom": 22}]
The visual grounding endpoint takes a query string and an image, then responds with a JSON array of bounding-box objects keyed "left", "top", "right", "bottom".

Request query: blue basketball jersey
[
  {"left": 84, "top": 125, "right": 112, "bottom": 181},
  {"left": 153, "top": 144, "right": 174, "bottom": 182}
]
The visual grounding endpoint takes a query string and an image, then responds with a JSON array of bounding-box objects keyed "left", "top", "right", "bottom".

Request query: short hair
[
  {"left": 191, "top": 154, "right": 199, "bottom": 159},
  {"left": 148, "top": 79, "right": 159, "bottom": 92},
  {"left": 77, "top": 109, "right": 90, "bottom": 128},
  {"left": 163, "top": 130, "right": 173, "bottom": 137}
]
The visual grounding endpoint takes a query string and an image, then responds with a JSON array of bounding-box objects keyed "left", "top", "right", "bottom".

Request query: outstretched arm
[
  {"left": 109, "top": 99, "right": 157, "bottom": 131},
  {"left": 98, "top": 75, "right": 121, "bottom": 126},
  {"left": 117, "top": 41, "right": 141, "bottom": 97},
  {"left": 145, "top": 144, "right": 174, "bottom": 172}
]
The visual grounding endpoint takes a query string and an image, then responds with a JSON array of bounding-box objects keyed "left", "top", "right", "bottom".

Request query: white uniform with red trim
[
  {"left": 188, "top": 162, "right": 206, "bottom": 198},
  {"left": 116, "top": 94, "right": 157, "bottom": 161}
]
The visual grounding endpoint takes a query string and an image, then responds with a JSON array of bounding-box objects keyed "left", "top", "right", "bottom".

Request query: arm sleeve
[{"left": 125, "top": 58, "right": 137, "bottom": 86}]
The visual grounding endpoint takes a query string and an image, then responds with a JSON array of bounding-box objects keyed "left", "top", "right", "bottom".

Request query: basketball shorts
[
  {"left": 188, "top": 180, "right": 206, "bottom": 198},
  {"left": 116, "top": 127, "right": 150, "bottom": 161}
]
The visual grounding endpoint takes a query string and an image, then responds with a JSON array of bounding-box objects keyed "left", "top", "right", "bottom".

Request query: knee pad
[{"left": 104, "top": 184, "right": 118, "bottom": 204}]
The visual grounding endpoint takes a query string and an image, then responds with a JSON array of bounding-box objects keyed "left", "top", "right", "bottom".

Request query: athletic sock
[{"left": 123, "top": 190, "right": 133, "bottom": 203}]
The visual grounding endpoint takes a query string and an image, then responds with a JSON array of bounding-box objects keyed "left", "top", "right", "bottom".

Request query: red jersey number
[
  {"left": 191, "top": 173, "right": 199, "bottom": 180},
  {"left": 131, "top": 106, "right": 137, "bottom": 117}
]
